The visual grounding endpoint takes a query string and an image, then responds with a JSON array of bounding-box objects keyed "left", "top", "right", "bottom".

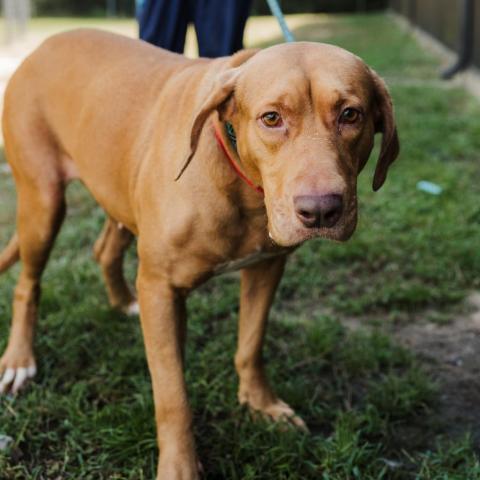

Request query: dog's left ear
[
  {"left": 370, "top": 68, "right": 400, "bottom": 191},
  {"left": 175, "top": 68, "right": 240, "bottom": 181}
]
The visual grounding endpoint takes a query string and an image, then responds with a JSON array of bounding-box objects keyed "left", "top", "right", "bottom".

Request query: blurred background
[
  {"left": 4, "top": 0, "right": 388, "bottom": 19},
  {"left": 1, "top": 1, "right": 479, "bottom": 72},
  {"left": 2, "top": 1, "right": 479, "bottom": 96}
]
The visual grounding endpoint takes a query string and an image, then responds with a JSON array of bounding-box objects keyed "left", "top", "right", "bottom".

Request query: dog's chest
[{"left": 213, "top": 248, "right": 287, "bottom": 275}]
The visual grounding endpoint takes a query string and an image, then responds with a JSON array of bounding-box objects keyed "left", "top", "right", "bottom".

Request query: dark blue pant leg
[
  {"left": 193, "top": 0, "right": 253, "bottom": 57},
  {"left": 138, "top": 0, "right": 189, "bottom": 53}
]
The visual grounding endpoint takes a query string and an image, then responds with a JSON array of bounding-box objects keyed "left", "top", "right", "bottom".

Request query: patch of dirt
[{"left": 394, "top": 293, "right": 480, "bottom": 446}]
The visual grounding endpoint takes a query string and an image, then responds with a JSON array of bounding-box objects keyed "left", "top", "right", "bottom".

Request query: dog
[{"left": 0, "top": 29, "right": 399, "bottom": 479}]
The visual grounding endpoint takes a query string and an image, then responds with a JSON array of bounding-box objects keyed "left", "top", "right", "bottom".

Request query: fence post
[
  {"left": 356, "top": 0, "right": 367, "bottom": 12},
  {"left": 106, "top": 0, "right": 117, "bottom": 17},
  {"left": 408, "top": 0, "right": 416, "bottom": 22},
  {"left": 2, "top": 0, "right": 30, "bottom": 45},
  {"left": 441, "top": 0, "right": 475, "bottom": 79}
]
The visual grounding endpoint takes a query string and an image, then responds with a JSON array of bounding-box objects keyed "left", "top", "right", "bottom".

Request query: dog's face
[{"left": 185, "top": 42, "right": 399, "bottom": 247}]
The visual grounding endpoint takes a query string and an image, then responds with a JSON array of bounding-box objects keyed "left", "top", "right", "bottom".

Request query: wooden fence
[{"left": 390, "top": 0, "right": 480, "bottom": 69}]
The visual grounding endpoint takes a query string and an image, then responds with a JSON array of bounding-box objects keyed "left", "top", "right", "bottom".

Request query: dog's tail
[{"left": 0, "top": 233, "right": 20, "bottom": 274}]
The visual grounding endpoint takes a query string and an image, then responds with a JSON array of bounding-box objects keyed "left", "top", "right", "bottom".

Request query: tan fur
[
  {"left": 0, "top": 233, "right": 19, "bottom": 273},
  {"left": 0, "top": 30, "right": 399, "bottom": 479}
]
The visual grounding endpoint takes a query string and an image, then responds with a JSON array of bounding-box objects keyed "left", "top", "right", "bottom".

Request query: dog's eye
[
  {"left": 261, "top": 112, "right": 282, "bottom": 128},
  {"left": 340, "top": 108, "right": 361, "bottom": 124}
]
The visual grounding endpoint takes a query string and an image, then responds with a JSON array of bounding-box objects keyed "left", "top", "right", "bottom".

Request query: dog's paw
[
  {"left": 0, "top": 345, "right": 36, "bottom": 394},
  {"left": 240, "top": 390, "right": 309, "bottom": 433},
  {"left": 0, "top": 356, "right": 36, "bottom": 395},
  {"left": 255, "top": 399, "right": 309, "bottom": 432},
  {"left": 122, "top": 300, "right": 140, "bottom": 316}
]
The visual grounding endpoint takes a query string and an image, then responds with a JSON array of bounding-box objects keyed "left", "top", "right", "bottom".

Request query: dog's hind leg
[
  {"left": 0, "top": 174, "right": 66, "bottom": 394},
  {"left": 93, "top": 217, "right": 137, "bottom": 315}
]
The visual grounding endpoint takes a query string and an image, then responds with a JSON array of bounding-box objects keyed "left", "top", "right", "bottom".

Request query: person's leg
[
  {"left": 139, "top": 0, "right": 189, "bottom": 54},
  {"left": 193, "top": 0, "right": 253, "bottom": 58}
]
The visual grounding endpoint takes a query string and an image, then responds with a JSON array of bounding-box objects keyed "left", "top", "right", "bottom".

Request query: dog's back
[
  {"left": 2, "top": 29, "right": 213, "bottom": 228},
  {"left": 3, "top": 28, "right": 200, "bottom": 164}
]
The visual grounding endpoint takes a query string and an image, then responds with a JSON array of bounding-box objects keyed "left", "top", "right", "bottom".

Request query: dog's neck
[{"left": 213, "top": 122, "right": 264, "bottom": 196}]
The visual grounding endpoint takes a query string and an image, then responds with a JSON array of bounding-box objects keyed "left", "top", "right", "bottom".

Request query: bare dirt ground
[{"left": 393, "top": 296, "right": 480, "bottom": 446}]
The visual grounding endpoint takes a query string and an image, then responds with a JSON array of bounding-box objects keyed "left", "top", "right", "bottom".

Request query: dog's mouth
[{"left": 267, "top": 201, "right": 358, "bottom": 247}]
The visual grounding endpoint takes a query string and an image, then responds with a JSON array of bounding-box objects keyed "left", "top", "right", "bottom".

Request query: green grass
[{"left": 2, "top": 12, "right": 480, "bottom": 479}]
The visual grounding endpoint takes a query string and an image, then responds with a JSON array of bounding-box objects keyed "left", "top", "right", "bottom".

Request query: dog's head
[{"left": 182, "top": 42, "right": 399, "bottom": 247}]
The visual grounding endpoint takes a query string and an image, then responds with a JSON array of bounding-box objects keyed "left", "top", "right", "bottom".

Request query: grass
[{"left": 2, "top": 12, "right": 480, "bottom": 479}]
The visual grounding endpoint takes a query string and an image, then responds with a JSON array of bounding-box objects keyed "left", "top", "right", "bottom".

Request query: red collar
[{"left": 213, "top": 124, "right": 264, "bottom": 196}]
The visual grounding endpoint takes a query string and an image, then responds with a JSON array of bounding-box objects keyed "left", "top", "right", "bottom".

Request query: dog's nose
[{"left": 294, "top": 194, "right": 343, "bottom": 229}]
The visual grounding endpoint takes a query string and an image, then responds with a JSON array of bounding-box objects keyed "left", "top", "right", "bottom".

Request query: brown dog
[{"left": 0, "top": 30, "right": 399, "bottom": 479}]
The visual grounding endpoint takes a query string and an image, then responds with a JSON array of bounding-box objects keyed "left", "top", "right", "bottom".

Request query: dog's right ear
[{"left": 175, "top": 68, "right": 240, "bottom": 181}]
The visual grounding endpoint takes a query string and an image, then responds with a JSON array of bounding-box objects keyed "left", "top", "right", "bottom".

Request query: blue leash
[
  {"left": 265, "top": 0, "right": 295, "bottom": 43},
  {"left": 223, "top": 1, "right": 294, "bottom": 164}
]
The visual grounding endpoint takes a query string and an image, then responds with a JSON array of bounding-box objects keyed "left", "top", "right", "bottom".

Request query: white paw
[
  {"left": 0, "top": 365, "right": 36, "bottom": 395},
  {"left": 124, "top": 301, "right": 140, "bottom": 316}
]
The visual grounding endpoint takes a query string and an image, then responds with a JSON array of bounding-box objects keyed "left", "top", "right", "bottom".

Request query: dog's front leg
[
  {"left": 235, "top": 256, "right": 307, "bottom": 430},
  {"left": 137, "top": 263, "right": 198, "bottom": 480}
]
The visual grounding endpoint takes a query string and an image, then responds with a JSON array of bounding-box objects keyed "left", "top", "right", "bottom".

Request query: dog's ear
[
  {"left": 370, "top": 68, "right": 400, "bottom": 191},
  {"left": 175, "top": 68, "right": 240, "bottom": 181}
]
